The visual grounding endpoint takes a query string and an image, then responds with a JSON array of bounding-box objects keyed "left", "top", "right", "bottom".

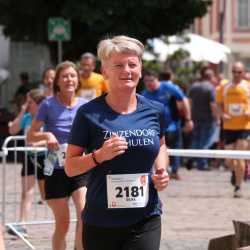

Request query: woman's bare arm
[
  {"left": 65, "top": 135, "right": 128, "bottom": 177},
  {"left": 152, "top": 136, "right": 170, "bottom": 191}
]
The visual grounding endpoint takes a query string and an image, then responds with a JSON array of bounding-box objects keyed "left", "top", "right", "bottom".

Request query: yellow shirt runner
[
  {"left": 77, "top": 72, "right": 108, "bottom": 101},
  {"left": 216, "top": 80, "right": 250, "bottom": 130}
]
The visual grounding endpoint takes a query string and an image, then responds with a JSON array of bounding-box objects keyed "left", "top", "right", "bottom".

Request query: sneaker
[
  {"left": 186, "top": 160, "right": 193, "bottom": 170},
  {"left": 170, "top": 172, "right": 181, "bottom": 180},
  {"left": 231, "top": 171, "right": 236, "bottom": 186},
  {"left": 37, "top": 200, "right": 44, "bottom": 205},
  {"left": 234, "top": 186, "right": 242, "bottom": 198},
  {"left": 197, "top": 166, "right": 211, "bottom": 171},
  {"left": 7, "top": 225, "right": 28, "bottom": 238}
]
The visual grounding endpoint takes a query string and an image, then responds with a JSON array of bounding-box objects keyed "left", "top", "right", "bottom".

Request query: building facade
[
  {"left": 193, "top": 0, "right": 250, "bottom": 74},
  {"left": 0, "top": 26, "right": 52, "bottom": 109}
]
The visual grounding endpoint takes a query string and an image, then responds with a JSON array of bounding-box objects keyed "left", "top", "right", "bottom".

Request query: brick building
[{"left": 193, "top": 0, "right": 250, "bottom": 75}]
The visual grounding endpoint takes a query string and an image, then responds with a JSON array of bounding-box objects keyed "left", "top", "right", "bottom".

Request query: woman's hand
[
  {"left": 182, "top": 120, "right": 194, "bottom": 133},
  {"left": 20, "top": 102, "right": 28, "bottom": 113},
  {"left": 95, "top": 135, "right": 128, "bottom": 163},
  {"left": 222, "top": 112, "right": 231, "bottom": 121},
  {"left": 46, "top": 132, "right": 60, "bottom": 151},
  {"left": 29, "top": 140, "right": 47, "bottom": 147},
  {"left": 152, "top": 168, "right": 170, "bottom": 191}
]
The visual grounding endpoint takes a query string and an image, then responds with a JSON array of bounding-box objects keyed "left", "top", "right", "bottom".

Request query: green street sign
[{"left": 48, "top": 18, "right": 71, "bottom": 41}]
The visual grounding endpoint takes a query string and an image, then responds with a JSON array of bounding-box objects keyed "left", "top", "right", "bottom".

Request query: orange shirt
[
  {"left": 216, "top": 80, "right": 250, "bottom": 130},
  {"left": 77, "top": 72, "right": 108, "bottom": 101}
]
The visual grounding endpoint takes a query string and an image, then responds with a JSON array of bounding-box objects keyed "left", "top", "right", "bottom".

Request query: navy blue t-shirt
[{"left": 68, "top": 94, "right": 165, "bottom": 227}]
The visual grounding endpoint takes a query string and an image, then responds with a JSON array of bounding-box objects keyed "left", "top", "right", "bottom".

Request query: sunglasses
[{"left": 232, "top": 70, "right": 243, "bottom": 74}]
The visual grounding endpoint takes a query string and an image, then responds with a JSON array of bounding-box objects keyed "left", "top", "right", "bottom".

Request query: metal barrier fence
[
  {"left": 167, "top": 148, "right": 250, "bottom": 160},
  {"left": 1, "top": 136, "right": 250, "bottom": 249},
  {"left": 0, "top": 136, "right": 77, "bottom": 249}
]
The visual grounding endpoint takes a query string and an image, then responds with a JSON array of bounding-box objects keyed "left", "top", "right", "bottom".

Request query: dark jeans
[
  {"left": 83, "top": 216, "right": 161, "bottom": 250},
  {"left": 190, "top": 121, "right": 216, "bottom": 169},
  {"left": 165, "top": 129, "right": 182, "bottom": 173}
]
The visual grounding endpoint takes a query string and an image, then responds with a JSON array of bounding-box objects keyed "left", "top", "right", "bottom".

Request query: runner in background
[
  {"left": 8, "top": 89, "right": 46, "bottom": 237},
  {"left": 142, "top": 70, "right": 193, "bottom": 180},
  {"left": 27, "top": 61, "right": 87, "bottom": 250},
  {"left": 77, "top": 52, "right": 108, "bottom": 101},
  {"left": 39, "top": 67, "right": 55, "bottom": 97},
  {"left": 216, "top": 61, "right": 250, "bottom": 198},
  {"left": 66, "top": 35, "right": 169, "bottom": 250}
]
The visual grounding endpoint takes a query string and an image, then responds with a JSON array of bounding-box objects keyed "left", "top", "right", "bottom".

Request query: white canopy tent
[
  {"left": 143, "top": 33, "right": 231, "bottom": 64},
  {"left": 0, "top": 68, "right": 9, "bottom": 85}
]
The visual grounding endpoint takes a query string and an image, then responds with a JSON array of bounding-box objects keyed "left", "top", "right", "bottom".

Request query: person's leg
[
  {"left": 224, "top": 143, "right": 237, "bottom": 171},
  {"left": 172, "top": 129, "right": 182, "bottom": 174},
  {"left": 224, "top": 142, "right": 239, "bottom": 191},
  {"left": 0, "top": 226, "right": 5, "bottom": 250},
  {"left": 165, "top": 130, "right": 181, "bottom": 179},
  {"left": 197, "top": 122, "right": 216, "bottom": 169},
  {"left": 37, "top": 179, "right": 45, "bottom": 201},
  {"left": 188, "top": 123, "right": 200, "bottom": 169},
  {"left": 223, "top": 130, "right": 238, "bottom": 175},
  {"left": 36, "top": 155, "right": 46, "bottom": 201},
  {"left": 72, "top": 186, "right": 87, "bottom": 250},
  {"left": 20, "top": 175, "right": 35, "bottom": 222},
  {"left": 234, "top": 139, "right": 248, "bottom": 192},
  {"left": 123, "top": 216, "right": 161, "bottom": 250},
  {"left": 47, "top": 198, "right": 70, "bottom": 250},
  {"left": 165, "top": 131, "right": 177, "bottom": 171},
  {"left": 201, "top": 122, "right": 217, "bottom": 150}
]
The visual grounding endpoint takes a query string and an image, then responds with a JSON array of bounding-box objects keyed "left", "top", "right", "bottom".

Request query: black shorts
[
  {"left": 83, "top": 215, "right": 161, "bottom": 250},
  {"left": 223, "top": 130, "right": 250, "bottom": 145},
  {"left": 45, "top": 169, "right": 88, "bottom": 200},
  {"left": 21, "top": 154, "right": 45, "bottom": 180}
]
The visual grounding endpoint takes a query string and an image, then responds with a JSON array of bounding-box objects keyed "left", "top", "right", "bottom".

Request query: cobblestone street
[{"left": 1, "top": 164, "right": 250, "bottom": 250}]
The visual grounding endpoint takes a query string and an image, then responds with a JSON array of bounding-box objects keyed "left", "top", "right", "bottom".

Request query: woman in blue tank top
[{"left": 27, "top": 61, "right": 87, "bottom": 250}]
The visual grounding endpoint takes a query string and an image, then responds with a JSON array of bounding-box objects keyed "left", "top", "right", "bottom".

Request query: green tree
[{"left": 0, "top": 0, "right": 212, "bottom": 61}]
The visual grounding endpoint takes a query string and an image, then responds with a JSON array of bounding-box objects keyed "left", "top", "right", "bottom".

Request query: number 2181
[{"left": 115, "top": 186, "right": 144, "bottom": 198}]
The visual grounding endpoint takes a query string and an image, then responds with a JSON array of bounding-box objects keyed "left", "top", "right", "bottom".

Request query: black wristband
[{"left": 92, "top": 151, "right": 101, "bottom": 166}]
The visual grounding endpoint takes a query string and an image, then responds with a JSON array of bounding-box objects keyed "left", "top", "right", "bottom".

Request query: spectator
[
  {"left": 142, "top": 70, "right": 193, "bottom": 180},
  {"left": 188, "top": 67, "right": 219, "bottom": 170},
  {"left": 8, "top": 89, "right": 47, "bottom": 237},
  {"left": 13, "top": 72, "right": 32, "bottom": 113},
  {"left": 77, "top": 52, "right": 108, "bottom": 101},
  {"left": 39, "top": 68, "right": 55, "bottom": 97}
]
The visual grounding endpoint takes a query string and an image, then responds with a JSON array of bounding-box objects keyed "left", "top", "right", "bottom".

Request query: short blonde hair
[{"left": 97, "top": 35, "right": 144, "bottom": 65}]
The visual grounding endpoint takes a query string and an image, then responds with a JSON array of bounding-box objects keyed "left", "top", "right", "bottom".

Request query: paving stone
[{"left": 1, "top": 163, "right": 250, "bottom": 250}]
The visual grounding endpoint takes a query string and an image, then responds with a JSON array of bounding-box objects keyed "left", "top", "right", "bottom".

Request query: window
[{"left": 237, "top": 0, "right": 250, "bottom": 28}]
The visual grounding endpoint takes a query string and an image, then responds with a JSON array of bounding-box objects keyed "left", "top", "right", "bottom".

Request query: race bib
[
  {"left": 78, "top": 89, "right": 96, "bottom": 101},
  {"left": 106, "top": 173, "right": 149, "bottom": 209},
  {"left": 228, "top": 103, "right": 244, "bottom": 116},
  {"left": 57, "top": 143, "right": 68, "bottom": 167}
]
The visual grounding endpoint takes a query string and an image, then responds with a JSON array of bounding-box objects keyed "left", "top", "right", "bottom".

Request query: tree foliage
[{"left": 0, "top": 0, "right": 212, "bottom": 61}]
